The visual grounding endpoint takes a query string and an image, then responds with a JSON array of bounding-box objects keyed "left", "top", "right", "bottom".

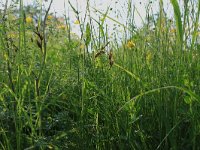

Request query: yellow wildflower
[
  {"left": 8, "top": 32, "right": 17, "bottom": 38},
  {"left": 26, "top": 17, "right": 33, "bottom": 23},
  {"left": 170, "top": 28, "right": 176, "bottom": 33},
  {"left": 80, "top": 44, "right": 85, "bottom": 49},
  {"left": 47, "top": 15, "right": 53, "bottom": 20},
  {"left": 74, "top": 20, "right": 80, "bottom": 25},
  {"left": 126, "top": 40, "right": 135, "bottom": 48},
  {"left": 57, "top": 24, "right": 67, "bottom": 30}
]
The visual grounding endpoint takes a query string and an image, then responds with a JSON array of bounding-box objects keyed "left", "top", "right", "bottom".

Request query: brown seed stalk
[
  {"left": 36, "top": 39, "right": 42, "bottom": 51},
  {"left": 95, "top": 50, "right": 105, "bottom": 58},
  {"left": 108, "top": 50, "right": 114, "bottom": 67}
]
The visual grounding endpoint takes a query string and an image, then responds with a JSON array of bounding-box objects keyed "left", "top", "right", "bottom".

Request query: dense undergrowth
[{"left": 0, "top": 0, "right": 200, "bottom": 149}]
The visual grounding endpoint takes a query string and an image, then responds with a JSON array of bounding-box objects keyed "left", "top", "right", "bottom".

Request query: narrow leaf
[
  {"left": 170, "top": 0, "right": 183, "bottom": 44},
  {"left": 85, "top": 23, "right": 91, "bottom": 47}
]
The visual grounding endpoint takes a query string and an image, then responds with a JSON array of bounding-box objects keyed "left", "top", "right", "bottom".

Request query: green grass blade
[
  {"left": 85, "top": 23, "right": 91, "bottom": 47},
  {"left": 170, "top": 0, "right": 183, "bottom": 45},
  {"left": 117, "top": 86, "right": 200, "bottom": 113},
  {"left": 114, "top": 63, "right": 141, "bottom": 82},
  {"left": 91, "top": 6, "right": 138, "bottom": 34},
  {"left": 191, "top": 0, "right": 200, "bottom": 49}
]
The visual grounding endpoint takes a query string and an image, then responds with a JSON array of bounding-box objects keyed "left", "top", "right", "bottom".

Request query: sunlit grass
[{"left": 0, "top": 0, "right": 200, "bottom": 149}]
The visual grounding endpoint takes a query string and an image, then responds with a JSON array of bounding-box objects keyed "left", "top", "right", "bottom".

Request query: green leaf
[
  {"left": 170, "top": 0, "right": 183, "bottom": 44},
  {"left": 191, "top": 0, "right": 200, "bottom": 49},
  {"left": 85, "top": 23, "right": 91, "bottom": 47},
  {"left": 100, "top": 6, "right": 110, "bottom": 25},
  {"left": 184, "top": 96, "right": 192, "bottom": 104}
]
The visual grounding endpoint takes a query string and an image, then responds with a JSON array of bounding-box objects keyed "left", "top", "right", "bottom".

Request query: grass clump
[{"left": 0, "top": 0, "right": 200, "bottom": 149}]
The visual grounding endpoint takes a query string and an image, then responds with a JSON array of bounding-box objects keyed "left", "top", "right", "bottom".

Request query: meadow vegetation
[{"left": 0, "top": 0, "right": 200, "bottom": 149}]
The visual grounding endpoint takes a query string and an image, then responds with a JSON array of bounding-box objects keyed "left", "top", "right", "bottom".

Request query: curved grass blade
[
  {"left": 114, "top": 63, "right": 141, "bottom": 82},
  {"left": 117, "top": 86, "right": 200, "bottom": 113}
]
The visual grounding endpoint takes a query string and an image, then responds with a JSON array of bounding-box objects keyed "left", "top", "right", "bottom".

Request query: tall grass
[{"left": 0, "top": 0, "right": 200, "bottom": 149}]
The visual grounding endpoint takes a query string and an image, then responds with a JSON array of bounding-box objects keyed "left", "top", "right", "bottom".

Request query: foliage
[{"left": 0, "top": 0, "right": 200, "bottom": 150}]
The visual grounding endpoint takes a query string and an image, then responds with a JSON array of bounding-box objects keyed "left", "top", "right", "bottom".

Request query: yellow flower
[
  {"left": 126, "top": 40, "right": 135, "bottom": 48},
  {"left": 26, "top": 17, "right": 33, "bottom": 23},
  {"left": 170, "top": 28, "right": 176, "bottom": 33},
  {"left": 57, "top": 24, "right": 67, "bottom": 30},
  {"left": 8, "top": 32, "right": 17, "bottom": 38},
  {"left": 80, "top": 44, "right": 85, "bottom": 49},
  {"left": 74, "top": 20, "right": 80, "bottom": 25},
  {"left": 47, "top": 15, "right": 53, "bottom": 20}
]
